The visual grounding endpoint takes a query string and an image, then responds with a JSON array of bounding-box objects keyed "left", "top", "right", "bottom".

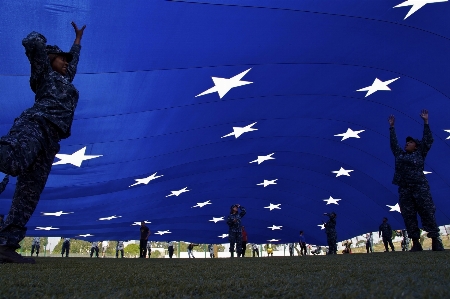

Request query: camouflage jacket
[
  {"left": 324, "top": 215, "right": 336, "bottom": 234},
  {"left": 390, "top": 125, "right": 433, "bottom": 186},
  {"left": 0, "top": 175, "right": 9, "bottom": 194},
  {"left": 379, "top": 222, "right": 392, "bottom": 238},
  {"left": 226, "top": 206, "right": 246, "bottom": 233},
  {"left": 22, "top": 32, "right": 81, "bottom": 139}
]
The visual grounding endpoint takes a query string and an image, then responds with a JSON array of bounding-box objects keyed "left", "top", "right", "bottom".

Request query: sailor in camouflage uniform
[
  {"left": 226, "top": 204, "right": 246, "bottom": 257},
  {"left": 90, "top": 241, "right": 99, "bottom": 258},
  {"left": 116, "top": 241, "right": 125, "bottom": 258},
  {"left": 61, "top": 238, "right": 71, "bottom": 257},
  {"left": 31, "top": 237, "right": 41, "bottom": 257},
  {"left": 389, "top": 111, "right": 444, "bottom": 251},
  {"left": 379, "top": 217, "right": 395, "bottom": 252},
  {"left": 0, "top": 22, "right": 85, "bottom": 264},
  {"left": 323, "top": 212, "right": 337, "bottom": 255},
  {"left": 400, "top": 229, "right": 410, "bottom": 251}
]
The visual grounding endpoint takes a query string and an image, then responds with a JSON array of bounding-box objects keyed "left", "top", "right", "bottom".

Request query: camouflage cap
[
  {"left": 406, "top": 136, "right": 420, "bottom": 145},
  {"left": 46, "top": 45, "right": 73, "bottom": 62}
]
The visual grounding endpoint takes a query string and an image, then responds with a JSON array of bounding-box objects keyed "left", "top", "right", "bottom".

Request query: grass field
[{"left": 1, "top": 250, "right": 449, "bottom": 298}]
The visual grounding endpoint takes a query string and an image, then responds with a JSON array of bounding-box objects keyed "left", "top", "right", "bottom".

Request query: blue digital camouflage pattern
[
  {"left": 0, "top": 175, "right": 9, "bottom": 194},
  {"left": 227, "top": 206, "right": 246, "bottom": 254},
  {"left": 324, "top": 215, "right": 337, "bottom": 254},
  {"left": 390, "top": 124, "right": 440, "bottom": 239},
  {"left": 390, "top": 125, "right": 432, "bottom": 186},
  {"left": 22, "top": 31, "right": 81, "bottom": 139},
  {"left": 398, "top": 185, "right": 439, "bottom": 239},
  {"left": 378, "top": 222, "right": 393, "bottom": 239},
  {"left": 0, "top": 31, "right": 81, "bottom": 249},
  {"left": 61, "top": 239, "right": 70, "bottom": 257}
]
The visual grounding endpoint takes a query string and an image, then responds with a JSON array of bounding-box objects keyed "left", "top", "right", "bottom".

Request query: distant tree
[
  {"left": 105, "top": 241, "right": 118, "bottom": 255},
  {"left": 151, "top": 250, "right": 162, "bottom": 258},
  {"left": 52, "top": 238, "right": 91, "bottom": 254},
  {"left": 124, "top": 244, "right": 140, "bottom": 257},
  {"left": 18, "top": 237, "right": 49, "bottom": 254}
]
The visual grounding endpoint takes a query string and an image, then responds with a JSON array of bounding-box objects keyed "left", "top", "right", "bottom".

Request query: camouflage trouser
[
  {"left": 90, "top": 246, "right": 99, "bottom": 257},
  {"left": 398, "top": 185, "right": 440, "bottom": 239},
  {"left": 382, "top": 236, "right": 395, "bottom": 251},
  {"left": 326, "top": 231, "right": 337, "bottom": 254},
  {"left": 229, "top": 231, "right": 242, "bottom": 254},
  {"left": 0, "top": 114, "right": 60, "bottom": 249},
  {"left": 61, "top": 242, "right": 70, "bottom": 257},
  {"left": 31, "top": 244, "right": 40, "bottom": 255}
]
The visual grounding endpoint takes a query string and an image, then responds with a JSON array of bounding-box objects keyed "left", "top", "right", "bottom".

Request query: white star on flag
[
  {"left": 318, "top": 224, "right": 325, "bottom": 230},
  {"left": 221, "top": 122, "right": 258, "bottom": 139},
  {"left": 132, "top": 221, "right": 151, "bottom": 226},
  {"left": 250, "top": 153, "right": 275, "bottom": 164},
  {"left": 53, "top": 146, "right": 102, "bottom": 167},
  {"left": 268, "top": 225, "right": 282, "bottom": 230},
  {"left": 332, "top": 167, "right": 354, "bottom": 177},
  {"left": 444, "top": 130, "right": 450, "bottom": 139},
  {"left": 387, "top": 203, "right": 401, "bottom": 213},
  {"left": 35, "top": 226, "right": 59, "bottom": 231},
  {"left": 334, "top": 128, "right": 365, "bottom": 141},
  {"left": 218, "top": 234, "right": 229, "bottom": 238},
  {"left": 323, "top": 196, "right": 341, "bottom": 205},
  {"left": 267, "top": 239, "right": 280, "bottom": 242},
  {"left": 129, "top": 172, "right": 164, "bottom": 187},
  {"left": 257, "top": 179, "right": 278, "bottom": 187},
  {"left": 357, "top": 77, "right": 400, "bottom": 97},
  {"left": 394, "top": 0, "right": 447, "bottom": 19},
  {"left": 423, "top": 171, "right": 432, "bottom": 174},
  {"left": 79, "top": 234, "right": 94, "bottom": 237},
  {"left": 209, "top": 217, "right": 224, "bottom": 223},
  {"left": 192, "top": 200, "right": 212, "bottom": 208},
  {"left": 196, "top": 68, "right": 253, "bottom": 99},
  {"left": 41, "top": 211, "right": 73, "bottom": 217},
  {"left": 166, "top": 187, "right": 190, "bottom": 197},
  {"left": 99, "top": 215, "right": 122, "bottom": 221},
  {"left": 155, "top": 230, "right": 171, "bottom": 235},
  {"left": 264, "top": 203, "right": 281, "bottom": 211}
]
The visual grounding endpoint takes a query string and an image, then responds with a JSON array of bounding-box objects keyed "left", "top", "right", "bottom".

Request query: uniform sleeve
[
  {"left": 239, "top": 206, "right": 246, "bottom": 218},
  {"left": 0, "top": 175, "right": 9, "bottom": 194},
  {"left": 420, "top": 124, "right": 433, "bottom": 158},
  {"left": 65, "top": 44, "right": 82, "bottom": 82},
  {"left": 389, "top": 127, "right": 403, "bottom": 157},
  {"left": 226, "top": 215, "right": 234, "bottom": 226},
  {"left": 22, "top": 31, "right": 51, "bottom": 93}
]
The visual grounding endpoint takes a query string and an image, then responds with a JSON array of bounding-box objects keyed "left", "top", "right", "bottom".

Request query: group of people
[{"left": 0, "top": 22, "right": 446, "bottom": 263}]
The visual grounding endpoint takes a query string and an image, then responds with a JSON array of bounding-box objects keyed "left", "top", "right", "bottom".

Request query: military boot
[
  {"left": 409, "top": 239, "right": 423, "bottom": 252},
  {"left": 432, "top": 236, "right": 445, "bottom": 251},
  {"left": 230, "top": 252, "right": 234, "bottom": 258},
  {"left": 0, "top": 246, "right": 35, "bottom": 264}
]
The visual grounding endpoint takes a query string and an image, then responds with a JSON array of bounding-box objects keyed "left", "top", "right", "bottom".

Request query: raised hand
[
  {"left": 71, "top": 21, "right": 86, "bottom": 44},
  {"left": 420, "top": 109, "right": 428, "bottom": 124},
  {"left": 388, "top": 115, "right": 395, "bottom": 127}
]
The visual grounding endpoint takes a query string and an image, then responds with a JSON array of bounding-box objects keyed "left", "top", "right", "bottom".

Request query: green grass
[
  {"left": 1, "top": 251, "right": 450, "bottom": 298},
  {"left": 351, "top": 236, "right": 450, "bottom": 253}
]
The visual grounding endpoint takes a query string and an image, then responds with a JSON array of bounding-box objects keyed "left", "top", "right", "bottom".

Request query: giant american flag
[{"left": 0, "top": 0, "right": 449, "bottom": 245}]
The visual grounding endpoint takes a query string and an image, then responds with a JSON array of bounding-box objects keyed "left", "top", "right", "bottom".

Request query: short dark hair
[
  {"left": 299, "top": 231, "right": 303, "bottom": 234},
  {"left": 383, "top": 217, "right": 388, "bottom": 221}
]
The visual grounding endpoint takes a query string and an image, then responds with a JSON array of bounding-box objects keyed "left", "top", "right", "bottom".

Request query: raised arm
[
  {"left": 65, "top": 22, "right": 86, "bottom": 82},
  {"left": 0, "top": 175, "right": 9, "bottom": 194},
  {"left": 419, "top": 110, "right": 433, "bottom": 158},
  {"left": 22, "top": 31, "right": 51, "bottom": 93},
  {"left": 388, "top": 115, "right": 403, "bottom": 157},
  {"left": 239, "top": 206, "right": 246, "bottom": 218}
]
